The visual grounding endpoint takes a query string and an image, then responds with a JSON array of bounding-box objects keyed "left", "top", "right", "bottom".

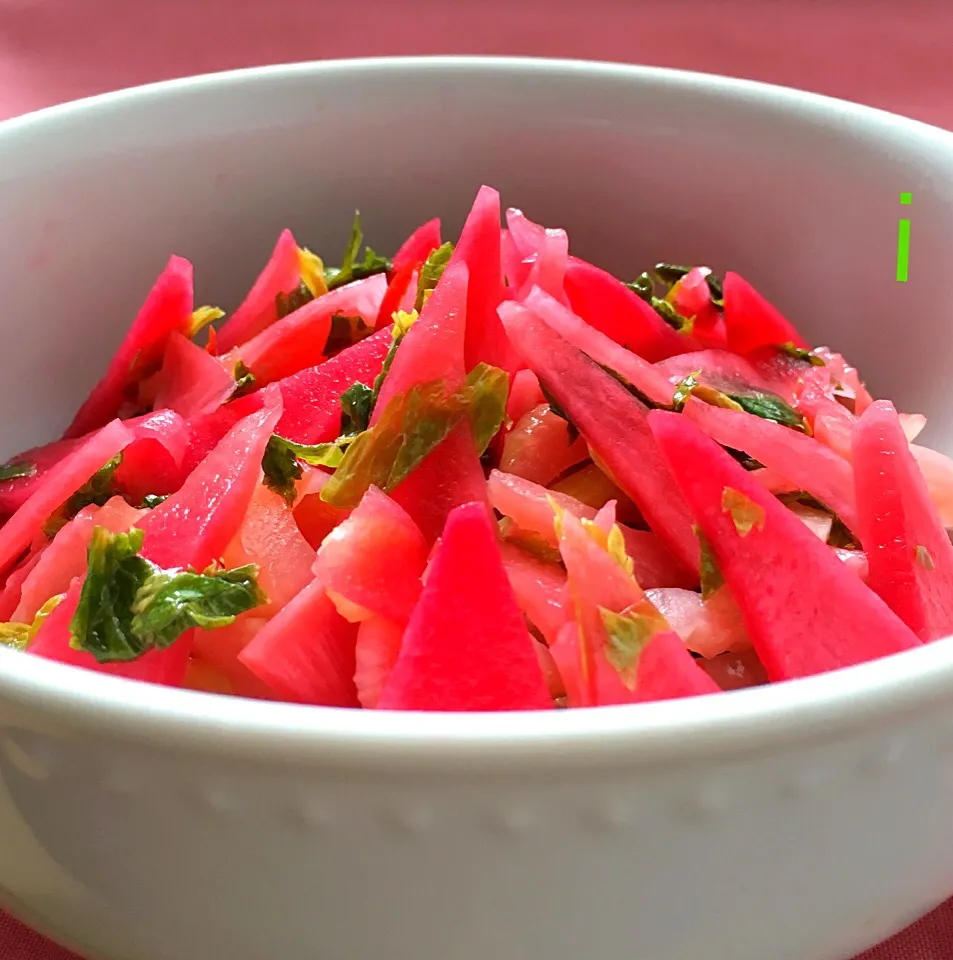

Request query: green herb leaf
[
  {"left": 325, "top": 314, "right": 373, "bottom": 356},
  {"left": 415, "top": 242, "right": 455, "bottom": 312},
  {"left": 231, "top": 360, "right": 257, "bottom": 399},
  {"left": 189, "top": 305, "right": 225, "bottom": 338},
  {"left": 595, "top": 361, "right": 668, "bottom": 411},
  {"left": 262, "top": 434, "right": 352, "bottom": 505},
  {"left": 653, "top": 262, "right": 692, "bottom": 289},
  {"left": 725, "top": 391, "right": 807, "bottom": 432},
  {"left": 721, "top": 487, "right": 766, "bottom": 537},
  {"left": 130, "top": 564, "right": 267, "bottom": 651},
  {"left": 69, "top": 527, "right": 266, "bottom": 663},
  {"left": 625, "top": 272, "right": 656, "bottom": 301},
  {"left": 696, "top": 527, "right": 725, "bottom": 600},
  {"left": 44, "top": 454, "right": 124, "bottom": 537},
  {"left": 324, "top": 211, "right": 392, "bottom": 291},
  {"left": 916, "top": 544, "right": 936, "bottom": 570},
  {"left": 0, "top": 461, "right": 37, "bottom": 483},
  {"left": 498, "top": 518, "right": 564, "bottom": 566},
  {"left": 599, "top": 600, "right": 669, "bottom": 690},
  {"left": 340, "top": 381, "right": 375, "bottom": 436},
  {"left": 321, "top": 365, "right": 509, "bottom": 509},
  {"left": 370, "top": 309, "right": 419, "bottom": 410},
  {"left": 465, "top": 363, "right": 509, "bottom": 454},
  {"left": 139, "top": 494, "right": 169, "bottom": 509},
  {"left": 778, "top": 342, "right": 825, "bottom": 367},
  {"left": 275, "top": 281, "right": 314, "bottom": 320},
  {"left": 672, "top": 371, "right": 701, "bottom": 413}
]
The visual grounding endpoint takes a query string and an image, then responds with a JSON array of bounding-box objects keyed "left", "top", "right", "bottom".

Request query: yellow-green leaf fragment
[
  {"left": 916, "top": 544, "right": 936, "bottom": 570},
  {"left": 190, "top": 305, "right": 225, "bottom": 338},
  {"left": 721, "top": 487, "right": 766, "bottom": 537},
  {"left": 695, "top": 526, "right": 725, "bottom": 600},
  {"left": 600, "top": 599, "right": 670, "bottom": 689},
  {"left": 298, "top": 247, "right": 329, "bottom": 299}
]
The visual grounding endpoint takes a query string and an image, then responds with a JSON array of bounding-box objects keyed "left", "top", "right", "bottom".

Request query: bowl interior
[{"left": 1, "top": 58, "right": 953, "bottom": 457}]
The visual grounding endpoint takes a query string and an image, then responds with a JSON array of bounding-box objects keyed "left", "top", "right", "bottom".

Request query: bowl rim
[{"left": 3, "top": 54, "right": 953, "bottom": 771}]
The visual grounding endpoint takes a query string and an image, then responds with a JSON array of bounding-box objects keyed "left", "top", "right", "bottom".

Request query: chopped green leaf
[
  {"left": 275, "top": 281, "right": 314, "bottom": 319},
  {"left": 321, "top": 365, "right": 509, "bottom": 509},
  {"left": 653, "top": 262, "right": 692, "bottom": 289},
  {"left": 916, "top": 544, "right": 936, "bottom": 570},
  {"left": 725, "top": 391, "right": 808, "bottom": 432},
  {"left": 139, "top": 494, "right": 169, "bottom": 509},
  {"left": 464, "top": 363, "right": 509, "bottom": 454},
  {"left": 0, "top": 622, "right": 30, "bottom": 651},
  {"left": 262, "top": 434, "right": 352, "bottom": 504},
  {"left": 695, "top": 527, "right": 725, "bottom": 600},
  {"left": 721, "top": 487, "right": 766, "bottom": 537},
  {"left": 672, "top": 371, "right": 701, "bottom": 413},
  {"left": 231, "top": 360, "right": 257, "bottom": 399},
  {"left": 706, "top": 273, "right": 724, "bottom": 306},
  {"left": 600, "top": 600, "right": 669, "bottom": 690},
  {"left": 0, "top": 461, "right": 37, "bottom": 483},
  {"left": 370, "top": 309, "right": 419, "bottom": 410},
  {"left": 0, "top": 594, "right": 64, "bottom": 652},
  {"left": 44, "top": 454, "right": 124, "bottom": 537},
  {"left": 297, "top": 247, "right": 329, "bottom": 299},
  {"left": 325, "top": 314, "right": 373, "bottom": 356},
  {"left": 724, "top": 447, "right": 765, "bottom": 471},
  {"left": 324, "top": 211, "right": 392, "bottom": 290},
  {"left": 69, "top": 526, "right": 266, "bottom": 663},
  {"left": 498, "top": 518, "right": 564, "bottom": 566},
  {"left": 131, "top": 564, "right": 267, "bottom": 651},
  {"left": 778, "top": 342, "right": 825, "bottom": 367},
  {"left": 595, "top": 361, "right": 669, "bottom": 411},
  {"left": 625, "top": 272, "right": 656, "bottom": 301},
  {"left": 190, "top": 305, "right": 225, "bottom": 338},
  {"left": 340, "top": 381, "right": 375, "bottom": 436},
  {"left": 415, "top": 242, "right": 455, "bottom": 312}
]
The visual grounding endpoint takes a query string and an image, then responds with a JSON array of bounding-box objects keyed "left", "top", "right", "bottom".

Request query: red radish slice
[
  {"left": 276, "top": 325, "right": 392, "bottom": 444},
  {"left": 313, "top": 486, "right": 428, "bottom": 626},
  {"left": 0, "top": 419, "right": 134, "bottom": 576},
  {"left": 563, "top": 257, "right": 689, "bottom": 362},
  {"left": 649, "top": 409, "right": 920, "bottom": 681},
  {"left": 238, "top": 274, "right": 386, "bottom": 385},
  {"left": 500, "top": 404, "right": 588, "bottom": 486},
  {"left": 392, "top": 218, "right": 441, "bottom": 275},
  {"left": 505, "top": 369, "right": 545, "bottom": 425},
  {"left": 239, "top": 578, "right": 359, "bottom": 707},
  {"left": 216, "top": 229, "right": 309, "bottom": 351},
  {"left": 499, "top": 541, "right": 572, "bottom": 646},
  {"left": 521, "top": 286, "right": 676, "bottom": 406},
  {"left": 64, "top": 256, "right": 194, "bottom": 438},
  {"left": 354, "top": 615, "right": 405, "bottom": 708},
  {"left": 449, "top": 186, "right": 512, "bottom": 371},
  {"left": 721, "top": 271, "right": 808, "bottom": 355},
  {"left": 377, "top": 502, "right": 552, "bottom": 711},
  {"left": 153, "top": 333, "right": 236, "bottom": 418},
  {"left": 138, "top": 391, "right": 281, "bottom": 570},
  {"left": 853, "top": 400, "right": 953, "bottom": 642},
  {"left": 683, "top": 398, "right": 859, "bottom": 531},
  {"left": 499, "top": 301, "right": 699, "bottom": 573}
]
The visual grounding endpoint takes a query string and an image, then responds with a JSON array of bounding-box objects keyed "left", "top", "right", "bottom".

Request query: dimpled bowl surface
[{"left": 3, "top": 57, "right": 953, "bottom": 960}]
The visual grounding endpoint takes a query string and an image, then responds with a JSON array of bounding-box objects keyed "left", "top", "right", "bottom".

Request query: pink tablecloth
[{"left": 3, "top": 1, "right": 953, "bottom": 957}]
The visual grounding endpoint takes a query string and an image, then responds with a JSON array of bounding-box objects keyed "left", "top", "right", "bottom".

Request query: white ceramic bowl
[{"left": 2, "top": 57, "right": 953, "bottom": 960}]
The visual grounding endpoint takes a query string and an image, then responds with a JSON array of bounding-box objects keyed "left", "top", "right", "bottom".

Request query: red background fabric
[{"left": 2, "top": 1, "right": 953, "bottom": 956}]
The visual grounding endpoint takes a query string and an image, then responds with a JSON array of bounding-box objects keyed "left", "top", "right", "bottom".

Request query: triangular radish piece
[
  {"left": 633, "top": 631, "right": 722, "bottom": 701},
  {"left": 216, "top": 229, "right": 310, "bottom": 351},
  {"left": 0, "top": 419, "right": 134, "bottom": 575},
  {"left": 372, "top": 262, "right": 490, "bottom": 542},
  {"left": 563, "top": 256, "right": 689, "bottom": 362},
  {"left": 275, "top": 325, "right": 392, "bottom": 444},
  {"left": 391, "top": 218, "right": 441, "bottom": 275},
  {"left": 153, "top": 332, "right": 235, "bottom": 418},
  {"left": 649, "top": 410, "right": 920, "bottom": 681},
  {"left": 65, "top": 256, "right": 194, "bottom": 438},
  {"left": 721, "top": 271, "right": 808, "bottom": 356},
  {"left": 377, "top": 502, "right": 553, "bottom": 711},
  {"left": 139, "top": 391, "right": 281, "bottom": 570},
  {"left": 853, "top": 400, "right": 953, "bottom": 641},
  {"left": 313, "top": 486, "right": 428, "bottom": 625},
  {"left": 499, "top": 301, "right": 698, "bottom": 573},
  {"left": 239, "top": 578, "right": 359, "bottom": 707},
  {"left": 448, "top": 186, "right": 512, "bottom": 371},
  {"left": 354, "top": 614, "right": 405, "bottom": 708},
  {"left": 682, "top": 398, "right": 858, "bottom": 531}
]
